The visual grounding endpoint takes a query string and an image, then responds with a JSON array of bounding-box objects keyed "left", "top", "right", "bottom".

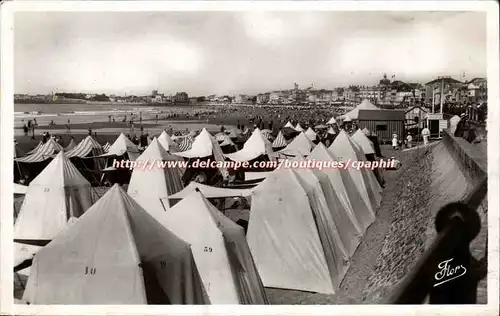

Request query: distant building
[
  {"left": 425, "top": 77, "right": 463, "bottom": 107},
  {"left": 404, "top": 105, "right": 429, "bottom": 129},
  {"left": 256, "top": 93, "right": 270, "bottom": 104},
  {"left": 174, "top": 92, "right": 189, "bottom": 103}
]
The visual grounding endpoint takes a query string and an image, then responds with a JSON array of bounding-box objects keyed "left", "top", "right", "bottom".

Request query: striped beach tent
[
  {"left": 64, "top": 139, "right": 77, "bottom": 151},
  {"left": 66, "top": 136, "right": 104, "bottom": 159},
  {"left": 102, "top": 142, "right": 111, "bottom": 152},
  {"left": 158, "top": 130, "right": 179, "bottom": 153},
  {"left": 179, "top": 136, "right": 194, "bottom": 152},
  {"left": 26, "top": 141, "right": 43, "bottom": 155},
  {"left": 15, "top": 139, "right": 63, "bottom": 163},
  {"left": 272, "top": 131, "right": 287, "bottom": 149}
]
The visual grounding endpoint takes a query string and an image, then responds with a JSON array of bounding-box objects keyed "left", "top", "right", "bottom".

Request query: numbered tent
[
  {"left": 278, "top": 132, "right": 315, "bottom": 157},
  {"left": 329, "top": 130, "right": 382, "bottom": 213},
  {"left": 22, "top": 184, "right": 208, "bottom": 305},
  {"left": 158, "top": 130, "right": 179, "bottom": 153},
  {"left": 351, "top": 129, "right": 376, "bottom": 155},
  {"left": 225, "top": 128, "right": 275, "bottom": 162},
  {"left": 15, "top": 138, "right": 63, "bottom": 163},
  {"left": 247, "top": 167, "right": 347, "bottom": 294},
  {"left": 157, "top": 190, "right": 268, "bottom": 304},
  {"left": 306, "top": 143, "right": 369, "bottom": 240},
  {"left": 14, "top": 151, "right": 96, "bottom": 243},
  {"left": 127, "top": 138, "right": 184, "bottom": 217}
]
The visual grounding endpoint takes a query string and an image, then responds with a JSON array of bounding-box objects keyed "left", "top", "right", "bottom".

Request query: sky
[{"left": 14, "top": 11, "right": 487, "bottom": 96}]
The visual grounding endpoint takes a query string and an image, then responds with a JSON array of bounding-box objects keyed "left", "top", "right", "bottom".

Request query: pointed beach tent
[
  {"left": 247, "top": 167, "right": 340, "bottom": 294},
  {"left": 260, "top": 129, "right": 273, "bottom": 141},
  {"left": 278, "top": 132, "right": 315, "bottom": 157},
  {"left": 339, "top": 99, "right": 379, "bottom": 120},
  {"left": 307, "top": 143, "right": 371, "bottom": 238},
  {"left": 329, "top": 130, "right": 382, "bottom": 213},
  {"left": 327, "top": 116, "right": 337, "bottom": 125},
  {"left": 290, "top": 157, "right": 354, "bottom": 288},
  {"left": 64, "top": 139, "right": 77, "bottom": 151},
  {"left": 157, "top": 190, "right": 268, "bottom": 304},
  {"left": 304, "top": 127, "right": 317, "bottom": 142},
  {"left": 127, "top": 138, "right": 184, "bottom": 217},
  {"left": 295, "top": 123, "right": 304, "bottom": 132},
  {"left": 283, "top": 121, "right": 294, "bottom": 129},
  {"left": 14, "top": 151, "right": 96, "bottom": 242},
  {"left": 272, "top": 131, "right": 287, "bottom": 149},
  {"left": 98, "top": 133, "right": 140, "bottom": 161},
  {"left": 15, "top": 138, "right": 64, "bottom": 163},
  {"left": 174, "top": 128, "right": 229, "bottom": 179},
  {"left": 328, "top": 127, "right": 337, "bottom": 135},
  {"left": 219, "top": 134, "right": 236, "bottom": 147},
  {"left": 352, "top": 129, "right": 376, "bottom": 155},
  {"left": 362, "top": 127, "right": 371, "bottom": 136},
  {"left": 158, "top": 130, "right": 179, "bottom": 153},
  {"left": 167, "top": 181, "right": 254, "bottom": 201},
  {"left": 244, "top": 171, "right": 272, "bottom": 181},
  {"left": 225, "top": 128, "right": 275, "bottom": 162},
  {"left": 22, "top": 184, "right": 208, "bottom": 305},
  {"left": 26, "top": 141, "right": 43, "bottom": 155}
]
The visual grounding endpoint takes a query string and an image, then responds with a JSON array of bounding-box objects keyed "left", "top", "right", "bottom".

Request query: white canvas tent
[
  {"left": 272, "top": 131, "right": 287, "bottom": 148},
  {"left": 351, "top": 129, "right": 376, "bottom": 155},
  {"left": 167, "top": 181, "right": 254, "bottom": 200},
  {"left": 174, "top": 128, "right": 229, "bottom": 179},
  {"left": 97, "top": 133, "right": 140, "bottom": 161},
  {"left": 244, "top": 171, "right": 272, "bottom": 181},
  {"left": 225, "top": 128, "right": 275, "bottom": 162},
  {"left": 328, "top": 127, "right": 337, "bottom": 135},
  {"left": 14, "top": 151, "right": 96, "bottom": 242},
  {"left": 22, "top": 184, "right": 208, "bottom": 305},
  {"left": 158, "top": 130, "right": 180, "bottom": 153},
  {"left": 14, "top": 183, "right": 28, "bottom": 195},
  {"left": 15, "top": 139, "right": 64, "bottom": 163},
  {"left": 283, "top": 121, "right": 294, "bottom": 129},
  {"left": 329, "top": 130, "right": 382, "bottom": 213},
  {"left": 338, "top": 99, "right": 379, "bottom": 120},
  {"left": 278, "top": 132, "right": 315, "bottom": 157},
  {"left": 304, "top": 127, "right": 317, "bottom": 141},
  {"left": 14, "top": 152, "right": 97, "bottom": 272},
  {"left": 295, "top": 123, "right": 304, "bottom": 132},
  {"left": 327, "top": 116, "right": 337, "bottom": 125},
  {"left": 247, "top": 167, "right": 347, "bottom": 294},
  {"left": 307, "top": 143, "right": 374, "bottom": 236},
  {"left": 157, "top": 190, "right": 268, "bottom": 304},
  {"left": 127, "top": 138, "right": 184, "bottom": 218}
]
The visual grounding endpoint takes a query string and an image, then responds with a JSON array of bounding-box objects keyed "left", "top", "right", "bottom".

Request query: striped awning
[
  {"left": 15, "top": 139, "right": 63, "bottom": 163},
  {"left": 66, "top": 136, "right": 104, "bottom": 159}
]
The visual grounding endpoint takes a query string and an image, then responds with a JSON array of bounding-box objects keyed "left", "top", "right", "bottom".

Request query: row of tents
[{"left": 14, "top": 123, "right": 384, "bottom": 304}]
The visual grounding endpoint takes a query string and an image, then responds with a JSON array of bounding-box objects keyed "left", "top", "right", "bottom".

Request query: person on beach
[
  {"left": 23, "top": 124, "right": 28, "bottom": 136},
  {"left": 392, "top": 133, "right": 399, "bottom": 150},
  {"left": 67, "top": 119, "right": 71, "bottom": 131},
  {"left": 112, "top": 117, "right": 115, "bottom": 123},
  {"left": 421, "top": 125, "right": 430, "bottom": 145},
  {"left": 155, "top": 114, "right": 158, "bottom": 124},
  {"left": 406, "top": 133, "right": 412, "bottom": 148},
  {"left": 88, "top": 126, "right": 92, "bottom": 136}
]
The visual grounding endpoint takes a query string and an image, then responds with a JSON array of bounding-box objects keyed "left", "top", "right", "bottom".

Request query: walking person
[
  {"left": 406, "top": 133, "right": 413, "bottom": 148},
  {"left": 392, "top": 133, "right": 399, "bottom": 150}
]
